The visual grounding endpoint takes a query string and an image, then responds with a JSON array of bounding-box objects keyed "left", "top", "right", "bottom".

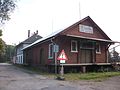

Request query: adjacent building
[{"left": 15, "top": 30, "right": 42, "bottom": 64}]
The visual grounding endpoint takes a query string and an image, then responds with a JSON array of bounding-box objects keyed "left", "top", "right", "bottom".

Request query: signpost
[
  {"left": 53, "top": 45, "right": 59, "bottom": 75},
  {"left": 57, "top": 49, "right": 68, "bottom": 60},
  {"left": 57, "top": 49, "right": 68, "bottom": 79}
]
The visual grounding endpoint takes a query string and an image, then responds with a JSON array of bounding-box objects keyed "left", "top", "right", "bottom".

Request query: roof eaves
[{"left": 67, "top": 34, "right": 118, "bottom": 43}]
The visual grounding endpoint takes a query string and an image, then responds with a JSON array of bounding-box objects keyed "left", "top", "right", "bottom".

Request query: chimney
[
  {"left": 36, "top": 30, "right": 38, "bottom": 34},
  {"left": 28, "top": 30, "right": 30, "bottom": 37},
  {"left": 34, "top": 32, "right": 36, "bottom": 35}
]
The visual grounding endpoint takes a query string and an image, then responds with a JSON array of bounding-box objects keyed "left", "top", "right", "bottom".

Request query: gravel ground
[{"left": 0, "top": 63, "right": 120, "bottom": 90}]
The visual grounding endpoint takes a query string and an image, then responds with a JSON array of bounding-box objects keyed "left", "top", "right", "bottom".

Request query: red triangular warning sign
[{"left": 57, "top": 49, "right": 68, "bottom": 60}]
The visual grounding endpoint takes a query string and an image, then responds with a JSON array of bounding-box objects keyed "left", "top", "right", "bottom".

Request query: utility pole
[{"left": 79, "top": 1, "right": 81, "bottom": 20}]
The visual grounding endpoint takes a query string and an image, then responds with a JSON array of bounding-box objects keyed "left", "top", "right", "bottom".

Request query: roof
[
  {"left": 22, "top": 34, "right": 42, "bottom": 44},
  {"left": 16, "top": 34, "right": 42, "bottom": 47},
  {"left": 60, "top": 16, "right": 111, "bottom": 40},
  {"left": 22, "top": 29, "right": 63, "bottom": 50},
  {"left": 23, "top": 16, "right": 115, "bottom": 50}
]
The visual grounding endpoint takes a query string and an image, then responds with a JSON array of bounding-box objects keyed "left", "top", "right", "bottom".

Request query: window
[
  {"left": 21, "top": 56, "right": 23, "bottom": 63},
  {"left": 80, "top": 40, "right": 94, "bottom": 49},
  {"left": 21, "top": 56, "right": 22, "bottom": 64},
  {"left": 19, "top": 56, "right": 20, "bottom": 63},
  {"left": 17, "top": 56, "right": 18, "bottom": 63},
  {"left": 71, "top": 40, "right": 78, "bottom": 52},
  {"left": 96, "top": 43, "right": 101, "bottom": 53},
  {"left": 48, "top": 43, "right": 53, "bottom": 59}
]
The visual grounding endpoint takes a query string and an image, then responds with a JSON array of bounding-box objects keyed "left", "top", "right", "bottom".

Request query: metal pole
[
  {"left": 61, "top": 64, "right": 64, "bottom": 76},
  {"left": 55, "top": 52, "right": 57, "bottom": 74}
]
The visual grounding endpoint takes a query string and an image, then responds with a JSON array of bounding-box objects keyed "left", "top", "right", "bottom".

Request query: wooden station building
[{"left": 23, "top": 16, "right": 116, "bottom": 72}]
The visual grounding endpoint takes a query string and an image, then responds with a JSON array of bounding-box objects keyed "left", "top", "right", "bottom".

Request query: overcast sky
[{"left": 1, "top": 0, "right": 120, "bottom": 47}]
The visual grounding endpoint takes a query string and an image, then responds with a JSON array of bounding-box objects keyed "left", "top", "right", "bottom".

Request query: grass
[
  {"left": 14, "top": 64, "right": 55, "bottom": 76},
  {"left": 64, "top": 72, "right": 120, "bottom": 81},
  {"left": 15, "top": 65, "right": 120, "bottom": 81}
]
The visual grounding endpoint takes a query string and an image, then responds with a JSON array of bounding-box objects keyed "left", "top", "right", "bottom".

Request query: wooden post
[
  {"left": 60, "top": 64, "right": 64, "bottom": 76},
  {"left": 55, "top": 52, "right": 57, "bottom": 74},
  {"left": 94, "top": 42, "right": 96, "bottom": 63},
  {"left": 82, "top": 66, "right": 86, "bottom": 73}
]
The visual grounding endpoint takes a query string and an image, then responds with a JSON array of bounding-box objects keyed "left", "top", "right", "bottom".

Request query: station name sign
[{"left": 79, "top": 24, "right": 93, "bottom": 34}]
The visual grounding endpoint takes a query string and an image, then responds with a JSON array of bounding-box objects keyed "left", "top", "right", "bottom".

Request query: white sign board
[
  {"left": 60, "top": 60, "right": 66, "bottom": 64},
  {"left": 53, "top": 45, "right": 59, "bottom": 52},
  {"left": 79, "top": 24, "right": 93, "bottom": 34}
]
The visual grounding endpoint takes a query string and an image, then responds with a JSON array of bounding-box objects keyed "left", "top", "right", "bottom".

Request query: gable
[{"left": 60, "top": 16, "right": 111, "bottom": 40}]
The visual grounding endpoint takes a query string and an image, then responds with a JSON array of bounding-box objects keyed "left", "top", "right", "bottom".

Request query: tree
[
  {"left": 0, "top": 0, "right": 16, "bottom": 61},
  {"left": 0, "top": 29, "right": 3, "bottom": 51},
  {"left": 0, "top": 38, "right": 6, "bottom": 62},
  {"left": 0, "top": 0, "right": 16, "bottom": 24},
  {"left": 0, "top": 30, "right": 1, "bottom": 35},
  {"left": 109, "top": 48, "right": 120, "bottom": 62},
  {"left": 0, "top": 30, "right": 15, "bottom": 62},
  {"left": 4, "top": 45, "right": 15, "bottom": 61},
  {"left": 112, "top": 50, "right": 119, "bottom": 61}
]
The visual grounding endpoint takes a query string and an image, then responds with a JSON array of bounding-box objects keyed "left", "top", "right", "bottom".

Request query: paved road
[
  {"left": 0, "top": 63, "right": 91, "bottom": 90},
  {"left": 0, "top": 63, "right": 120, "bottom": 90}
]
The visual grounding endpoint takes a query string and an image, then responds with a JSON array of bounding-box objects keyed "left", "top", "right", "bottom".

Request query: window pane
[
  {"left": 49, "top": 44, "right": 53, "bottom": 58},
  {"left": 72, "top": 42, "right": 76, "bottom": 51},
  {"left": 71, "top": 41, "right": 77, "bottom": 52},
  {"left": 50, "top": 44, "right": 53, "bottom": 57},
  {"left": 96, "top": 43, "right": 101, "bottom": 53}
]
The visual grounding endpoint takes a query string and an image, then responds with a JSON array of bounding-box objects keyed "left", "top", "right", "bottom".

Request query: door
[
  {"left": 80, "top": 49, "right": 92, "bottom": 63},
  {"left": 40, "top": 48, "right": 45, "bottom": 64}
]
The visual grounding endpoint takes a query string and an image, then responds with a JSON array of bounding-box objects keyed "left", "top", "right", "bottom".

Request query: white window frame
[
  {"left": 48, "top": 43, "right": 53, "bottom": 59},
  {"left": 96, "top": 43, "right": 101, "bottom": 54},
  {"left": 71, "top": 40, "right": 78, "bottom": 52}
]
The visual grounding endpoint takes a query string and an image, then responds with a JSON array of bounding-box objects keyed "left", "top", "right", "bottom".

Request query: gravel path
[{"left": 0, "top": 63, "right": 120, "bottom": 90}]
